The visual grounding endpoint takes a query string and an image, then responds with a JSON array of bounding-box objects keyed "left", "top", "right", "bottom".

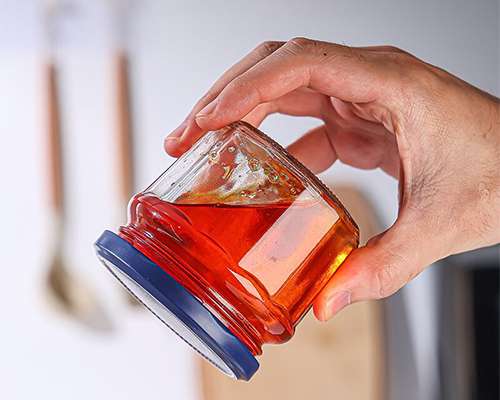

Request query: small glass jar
[{"left": 96, "top": 121, "right": 359, "bottom": 380}]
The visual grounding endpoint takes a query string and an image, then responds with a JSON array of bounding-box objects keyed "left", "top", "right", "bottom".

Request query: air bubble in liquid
[
  {"left": 208, "top": 150, "right": 219, "bottom": 162},
  {"left": 264, "top": 166, "right": 279, "bottom": 183},
  {"left": 248, "top": 158, "right": 260, "bottom": 172},
  {"left": 227, "top": 146, "right": 236, "bottom": 153},
  {"left": 269, "top": 172, "right": 279, "bottom": 183},
  {"left": 290, "top": 187, "right": 297, "bottom": 195}
]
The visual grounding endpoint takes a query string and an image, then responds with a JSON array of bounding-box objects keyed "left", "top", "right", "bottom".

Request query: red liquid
[{"left": 120, "top": 194, "right": 358, "bottom": 354}]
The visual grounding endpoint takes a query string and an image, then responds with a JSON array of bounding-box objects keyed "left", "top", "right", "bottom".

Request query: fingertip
[
  {"left": 314, "top": 290, "right": 352, "bottom": 321},
  {"left": 164, "top": 131, "right": 194, "bottom": 157},
  {"left": 164, "top": 137, "right": 181, "bottom": 157},
  {"left": 195, "top": 94, "right": 255, "bottom": 131},
  {"left": 313, "top": 300, "right": 328, "bottom": 322},
  {"left": 194, "top": 110, "right": 228, "bottom": 132}
]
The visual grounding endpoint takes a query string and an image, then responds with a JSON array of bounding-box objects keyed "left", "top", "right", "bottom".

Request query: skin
[{"left": 165, "top": 38, "right": 500, "bottom": 321}]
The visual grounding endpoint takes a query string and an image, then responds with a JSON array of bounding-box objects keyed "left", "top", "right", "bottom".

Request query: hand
[{"left": 165, "top": 38, "right": 500, "bottom": 321}]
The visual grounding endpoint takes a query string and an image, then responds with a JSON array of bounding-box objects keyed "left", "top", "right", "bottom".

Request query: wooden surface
[{"left": 200, "top": 185, "right": 385, "bottom": 400}]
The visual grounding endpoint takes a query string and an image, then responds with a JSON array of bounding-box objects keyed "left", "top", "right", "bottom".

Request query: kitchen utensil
[
  {"left": 108, "top": 0, "right": 140, "bottom": 306},
  {"left": 43, "top": 0, "right": 112, "bottom": 330}
]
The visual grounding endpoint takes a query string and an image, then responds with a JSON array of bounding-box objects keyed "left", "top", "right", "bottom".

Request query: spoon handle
[
  {"left": 45, "top": 60, "right": 64, "bottom": 217},
  {"left": 114, "top": 50, "right": 134, "bottom": 207},
  {"left": 114, "top": 50, "right": 141, "bottom": 307}
]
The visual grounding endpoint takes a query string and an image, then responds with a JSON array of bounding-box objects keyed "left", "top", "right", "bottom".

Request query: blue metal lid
[{"left": 95, "top": 230, "right": 259, "bottom": 380}]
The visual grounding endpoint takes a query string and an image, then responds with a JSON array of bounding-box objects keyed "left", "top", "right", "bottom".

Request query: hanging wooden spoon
[
  {"left": 113, "top": 49, "right": 141, "bottom": 307},
  {"left": 109, "top": 0, "right": 141, "bottom": 306},
  {"left": 43, "top": 0, "right": 113, "bottom": 329}
]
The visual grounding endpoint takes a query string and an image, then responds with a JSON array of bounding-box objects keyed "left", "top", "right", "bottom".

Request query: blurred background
[{"left": 0, "top": 0, "right": 498, "bottom": 399}]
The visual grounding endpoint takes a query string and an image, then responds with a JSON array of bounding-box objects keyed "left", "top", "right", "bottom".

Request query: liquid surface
[{"left": 120, "top": 193, "right": 358, "bottom": 354}]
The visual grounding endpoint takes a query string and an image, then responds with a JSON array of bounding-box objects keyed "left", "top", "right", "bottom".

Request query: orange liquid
[{"left": 120, "top": 193, "right": 358, "bottom": 354}]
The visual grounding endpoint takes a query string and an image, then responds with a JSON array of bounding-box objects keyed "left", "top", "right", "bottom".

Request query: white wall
[{"left": 1, "top": 1, "right": 498, "bottom": 399}]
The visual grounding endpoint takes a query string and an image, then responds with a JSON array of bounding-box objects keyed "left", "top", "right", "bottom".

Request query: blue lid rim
[{"left": 94, "top": 230, "right": 258, "bottom": 380}]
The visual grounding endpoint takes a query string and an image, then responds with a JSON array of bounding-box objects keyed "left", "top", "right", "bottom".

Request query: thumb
[{"left": 313, "top": 219, "right": 437, "bottom": 321}]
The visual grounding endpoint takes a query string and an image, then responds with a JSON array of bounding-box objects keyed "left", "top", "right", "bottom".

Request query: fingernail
[
  {"left": 167, "top": 120, "right": 188, "bottom": 141},
  {"left": 164, "top": 135, "right": 179, "bottom": 150},
  {"left": 322, "top": 291, "right": 351, "bottom": 321},
  {"left": 195, "top": 100, "right": 217, "bottom": 122}
]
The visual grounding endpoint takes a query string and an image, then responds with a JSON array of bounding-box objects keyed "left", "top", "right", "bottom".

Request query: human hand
[{"left": 164, "top": 38, "right": 500, "bottom": 321}]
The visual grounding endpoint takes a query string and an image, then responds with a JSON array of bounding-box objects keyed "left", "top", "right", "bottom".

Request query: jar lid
[{"left": 95, "top": 230, "right": 259, "bottom": 380}]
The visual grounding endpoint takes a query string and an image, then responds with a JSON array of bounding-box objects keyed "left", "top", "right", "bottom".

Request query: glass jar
[{"left": 95, "top": 121, "right": 359, "bottom": 380}]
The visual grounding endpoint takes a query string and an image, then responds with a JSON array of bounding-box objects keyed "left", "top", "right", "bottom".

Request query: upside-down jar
[{"left": 95, "top": 121, "right": 359, "bottom": 380}]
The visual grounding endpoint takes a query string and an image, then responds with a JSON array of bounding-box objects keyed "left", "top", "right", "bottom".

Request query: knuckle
[
  {"left": 384, "top": 45, "right": 404, "bottom": 53},
  {"left": 287, "top": 36, "right": 317, "bottom": 51},
  {"left": 387, "top": 50, "right": 417, "bottom": 69},
  {"left": 395, "top": 57, "right": 443, "bottom": 97},
  {"left": 289, "top": 36, "right": 313, "bottom": 46},
  {"left": 226, "top": 77, "right": 262, "bottom": 102},
  {"left": 257, "top": 40, "right": 283, "bottom": 55},
  {"left": 372, "top": 248, "right": 412, "bottom": 299},
  {"left": 374, "top": 264, "right": 400, "bottom": 298},
  {"left": 225, "top": 77, "right": 246, "bottom": 93},
  {"left": 285, "top": 37, "right": 333, "bottom": 63},
  {"left": 198, "top": 91, "right": 216, "bottom": 106},
  {"left": 384, "top": 56, "right": 444, "bottom": 130}
]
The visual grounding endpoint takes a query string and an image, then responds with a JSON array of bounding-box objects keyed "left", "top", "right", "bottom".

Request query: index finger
[
  {"left": 165, "top": 41, "right": 284, "bottom": 156},
  {"left": 194, "top": 38, "right": 395, "bottom": 131}
]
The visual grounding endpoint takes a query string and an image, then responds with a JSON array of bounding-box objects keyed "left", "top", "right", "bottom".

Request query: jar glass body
[{"left": 119, "top": 121, "right": 359, "bottom": 355}]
